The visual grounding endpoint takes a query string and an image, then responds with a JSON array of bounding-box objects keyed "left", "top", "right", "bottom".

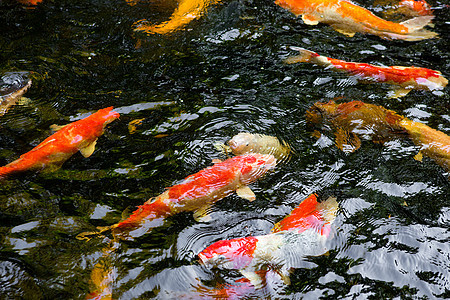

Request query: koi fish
[
  {"left": 274, "top": 0, "right": 437, "bottom": 41},
  {"left": 0, "top": 107, "right": 120, "bottom": 178},
  {"left": 398, "top": 0, "right": 433, "bottom": 16},
  {"left": 82, "top": 153, "right": 276, "bottom": 241},
  {"left": 86, "top": 244, "right": 117, "bottom": 300},
  {"left": 133, "top": 0, "right": 221, "bottom": 34},
  {"left": 0, "top": 72, "right": 32, "bottom": 117},
  {"left": 285, "top": 48, "right": 448, "bottom": 98},
  {"left": 198, "top": 194, "right": 338, "bottom": 288},
  {"left": 306, "top": 100, "right": 450, "bottom": 171},
  {"left": 398, "top": 119, "right": 450, "bottom": 172},
  {"left": 215, "top": 132, "right": 292, "bottom": 162}
]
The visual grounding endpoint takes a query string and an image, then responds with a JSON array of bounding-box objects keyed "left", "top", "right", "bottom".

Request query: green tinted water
[{"left": 0, "top": 0, "right": 449, "bottom": 298}]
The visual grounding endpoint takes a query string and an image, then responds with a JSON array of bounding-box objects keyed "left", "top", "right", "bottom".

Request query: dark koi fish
[
  {"left": 0, "top": 107, "right": 119, "bottom": 178},
  {"left": 199, "top": 194, "right": 338, "bottom": 288},
  {"left": 306, "top": 100, "right": 450, "bottom": 171},
  {"left": 0, "top": 72, "right": 32, "bottom": 117},
  {"left": 285, "top": 48, "right": 448, "bottom": 98}
]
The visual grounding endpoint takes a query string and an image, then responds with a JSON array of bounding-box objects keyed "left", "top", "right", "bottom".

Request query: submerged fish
[
  {"left": 274, "top": 0, "right": 437, "bottom": 41},
  {"left": 133, "top": 0, "right": 221, "bottom": 34},
  {"left": 199, "top": 194, "right": 338, "bottom": 288},
  {"left": 0, "top": 72, "right": 32, "bottom": 117},
  {"left": 306, "top": 100, "right": 450, "bottom": 171},
  {"left": 215, "top": 132, "right": 292, "bottom": 162},
  {"left": 85, "top": 153, "right": 276, "bottom": 240},
  {"left": 285, "top": 48, "right": 448, "bottom": 98},
  {"left": 0, "top": 107, "right": 120, "bottom": 178}
]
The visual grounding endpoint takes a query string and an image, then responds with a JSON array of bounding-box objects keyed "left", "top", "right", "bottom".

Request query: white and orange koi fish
[
  {"left": 199, "top": 194, "right": 338, "bottom": 288},
  {"left": 285, "top": 48, "right": 448, "bottom": 98},
  {"left": 275, "top": 0, "right": 437, "bottom": 41}
]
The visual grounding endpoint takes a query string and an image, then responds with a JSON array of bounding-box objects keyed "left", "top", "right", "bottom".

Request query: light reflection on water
[{"left": 1, "top": 0, "right": 449, "bottom": 298}]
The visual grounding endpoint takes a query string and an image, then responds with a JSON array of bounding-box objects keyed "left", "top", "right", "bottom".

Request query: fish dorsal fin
[
  {"left": 302, "top": 14, "right": 320, "bottom": 25},
  {"left": 333, "top": 27, "right": 356, "bottom": 37},
  {"left": 193, "top": 204, "right": 213, "bottom": 222},
  {"left": 388, "top": 87, "right": 412, "bottom": 98},
  {"left": 50, "top": 124, "right": 68, "bottom": 132},
  {"left": 80, "top": 139, "right": 97, "bottom": 158},
  {"left": 414, "top": 151, "right": 424, "bottom": 162},
  {"left": 236, "top": 185, "right": 256, "bottom": 201},
  {"left": 335, "top": 128, "right": 361, "bottom": 153},
  {"left": 240, "top": 269, "right": 264, "bottom": 289},
  {"left": 211, "top": 159, "right": 222, "bottom": 164}
]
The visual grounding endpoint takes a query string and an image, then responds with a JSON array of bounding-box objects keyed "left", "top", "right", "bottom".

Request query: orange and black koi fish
[
  {"left": 285, "top": 48, "right": 448, "bottom": 98},
  {"left": 78, "top": 153, "right": 276, "bottom": 241},
  {"left": 0, "top": 107, "right": 120, "bottom": 178},
  {"left": 275, "top": 0, "right": 437, "bottom": 41},
  {"left": 306, "top": 100, "right": 450, "bottom": 171},
  {"left": 199, "top": 194, "right": 338, "bottom": 288}
]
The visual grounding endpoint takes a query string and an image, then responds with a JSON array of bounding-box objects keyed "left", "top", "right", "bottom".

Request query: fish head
[
  {"left": 238, "top": 154, "right": 277, "bottom": 184},
  {"left": 305, "top": 100, "right": 339, "bottom": 126},
  {"left": 199, "top": 236, "right": 258, "bottom": 270},
  {"left": 228, "top": 132, "right": 257, "bottom": 155},
  {"left": 228, "top": 133, "right": 291, "bottom": 162},
  {"left": 94, "top": 107, "right": 120, "bottom": 127}
]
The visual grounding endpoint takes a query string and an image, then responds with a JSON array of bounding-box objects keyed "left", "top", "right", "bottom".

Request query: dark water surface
[{"left": 1, "top": 0, "right": 449, "bottom": 298}]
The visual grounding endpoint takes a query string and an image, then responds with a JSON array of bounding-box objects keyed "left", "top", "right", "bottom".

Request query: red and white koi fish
[
  {"left": 88, "top": 153, "right": 276, "bottom": 240},
  {"left": 0, "top": 72, "right": 32, "bottom": 117},
  {"left": 198, "top": 194, "right": 338, "bottom": 288},
  {"left": 285, "top": 48, "right": 448, "bottom": 98},
  {"left": 275, "top": 0, "right": 437, "bottom": 41},
  {"left": 0, "top": 107, "right": 120, "bottom": 178},
  {"left": 306, "top": 100, "right": 450, "bottom": 171}
]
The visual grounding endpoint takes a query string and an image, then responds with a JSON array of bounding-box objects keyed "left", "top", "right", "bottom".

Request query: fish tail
[
  {"left": 398, "top": 15, "right": 438, "bottom": 40},
  {"left": 0, "top": 165, "right": 18, "bottom": 179},
  {"left": 284, "top": 47, "right": 319, "bottom": 64}
]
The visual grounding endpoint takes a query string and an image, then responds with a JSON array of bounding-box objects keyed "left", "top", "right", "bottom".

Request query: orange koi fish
[
  {"left": 0, "top": 107, "right": 120, "bottom": 178},
  {"left": 199, "top": 194, "right": 338, "bottom": 288},
  {"left": 0, "top": 72, "right": 32, "bottom": 117},
  {"left": 306, "top": 100, "right": 450, "bottom": 171},
  {"left": 274, "top": 0, "right": 437, "bottom": 40},
  {"left": 285, "top": 48, "right": 448, "bottom": 98},
  {"left": 91, "top": 153, "right": 276, "bottom": 240},
  {"left": 133, "top": 0, "right": 221, "bottom": 34}
]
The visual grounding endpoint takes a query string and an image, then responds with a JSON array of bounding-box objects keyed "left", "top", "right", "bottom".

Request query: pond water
[{"left": 1, "top": 0, "right": 449, "bottom": 299}]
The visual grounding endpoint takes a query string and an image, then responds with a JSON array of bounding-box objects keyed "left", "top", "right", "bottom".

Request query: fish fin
[
  {"left": 318, "top": 196, "right": 339, "bottom": 225},
  {"left": 193, "top": 204, "right": 213, "bottom": 222},
  {"left": 80, "top": 140, "right": 98, "bottom": 158},
  {"left": 284, "top": 48, "right": 316, "bottom": 64},
  {"left": 301, "top": 14, "right": 320, "bottom": 25},
  {"left": 240, "top": 269, "right": 264, "bottom": 289},
  {"left": 400, "top": 15, "right": 434, "bottom": 31},
  {"left": 275, "top": 268, "right": 291, "bottom": 285},
  {"left": 50, "top": 124, "right": 68, "bottom": 132},
  {"left": 388, "top": 87, "right": 411, "bottom": 98},
  {"left": 236, "top": 185, "right": 256, "bottom": 201},
  {"left": 414, "top": 151, "right": 423, "bottom": 162},
  {"left": 211, "top": 159, "right": 223, "bottom": 164},
  {"left": 333, "top": 26, "right": 356, "bottom": 37},
  {"left": 335, "top": 128, "right": 361, "bottom": 153}
]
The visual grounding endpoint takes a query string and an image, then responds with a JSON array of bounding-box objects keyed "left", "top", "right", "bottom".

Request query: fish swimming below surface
[
  {"left": 0, "top": 72, "right": 32, "bottom": 117},
  {"left": 285, "top": 48, "right": 448, "bottom": 98},
  {"left": 133, "top": 0, "right": 221, "bottom": 34},
  {"left": 215, "top": 132, "right": 292, "bottom": 162},
  {"left": 306, "top": 100, "right": 450, "bottom": 172},
  {"left": 274, "top": 0, "right": 437, "bottom": 41},
  {"left": 198, "top": 194, "right": 338, "bottom": 288},
  {"left": 0, "top": 107, "right": 120, "bottom": 178},
  {"left": 78, "top": 153, "right": 277, "bottom": 241}
]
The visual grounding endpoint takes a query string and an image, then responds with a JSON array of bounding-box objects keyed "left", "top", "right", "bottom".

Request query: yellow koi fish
[
  {"left": 134, "top": 0, "right": 221, "bottom": 34},
  {"left": 274, "top": 0, "right": 438, "bottom": 41}
]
